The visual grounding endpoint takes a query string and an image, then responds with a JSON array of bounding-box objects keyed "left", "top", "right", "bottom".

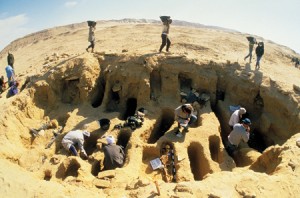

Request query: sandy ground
[{"left": 0, "top": 19, "right": 299, "bottom": 198}]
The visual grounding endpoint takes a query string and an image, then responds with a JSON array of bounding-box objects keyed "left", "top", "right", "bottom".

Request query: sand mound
[{"left": 0, "top": 20, "right": 299, "bottom": 197}]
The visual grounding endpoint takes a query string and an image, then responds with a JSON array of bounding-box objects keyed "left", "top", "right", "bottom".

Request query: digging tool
[
  {"left": 29, "top": 123, "right": 50, "bottom": 137},
  {"left": 45, "top": 127, "right": 63, "bottom": 149}
]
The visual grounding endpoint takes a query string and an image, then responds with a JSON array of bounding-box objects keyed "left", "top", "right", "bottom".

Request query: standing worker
[
  {"left": 255, "top": 42, "right": 264, "bottom": 70},
  {"left": 159, "top": 16, "right": 172, "bottom": 53},
  {"left": 244, "top": 36, "right": 257, "bottom": 63},
  {"left": 86, "top": 21, "right": 96, "bottom": 53},
  {"left": 7, "top": 51, "right": 14, "bottom": 69},
  {"left": 5, "top": 64, "right": 15, "bottom": 86}
]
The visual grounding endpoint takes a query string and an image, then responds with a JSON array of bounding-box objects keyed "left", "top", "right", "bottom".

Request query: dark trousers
[
  {"left": 225, "top": 142, "right": 237, "bottom": 157},
  {"left": 87, "top": 41, "right": 95, "bottom": 50},
  {"left": 159, "top": 34, "right": 171, "bottom": 52}
]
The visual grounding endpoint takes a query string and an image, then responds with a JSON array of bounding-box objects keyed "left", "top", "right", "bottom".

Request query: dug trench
[{"left": 1, "top": 53, "right": 299, "bottom": 187}]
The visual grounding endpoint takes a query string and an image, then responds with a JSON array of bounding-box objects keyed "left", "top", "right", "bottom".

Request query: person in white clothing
[
  {"left": 228, "top": 107, "right": 246, "bottom": 130},
  {"left": 62, "top": 124, "right": 90, "bottom": 160},
  {"left": 226, "top": 118, "right": 251, "bottom": 157},
  {"left": 174, "top": 104, "right": 197, "bottom": 137}
]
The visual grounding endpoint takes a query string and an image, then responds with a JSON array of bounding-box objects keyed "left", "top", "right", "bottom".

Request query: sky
[{"left": 0, "top": 0, "right": 300, "bottom": 53}]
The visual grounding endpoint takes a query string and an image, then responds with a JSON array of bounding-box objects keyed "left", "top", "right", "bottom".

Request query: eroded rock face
[{"left": 0, "top": 52, "right": 299, "bottom": 197}]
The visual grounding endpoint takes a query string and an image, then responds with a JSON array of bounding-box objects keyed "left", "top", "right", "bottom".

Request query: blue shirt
[{"left": 5, "top": 65, "right": 14, "bottom": 78}]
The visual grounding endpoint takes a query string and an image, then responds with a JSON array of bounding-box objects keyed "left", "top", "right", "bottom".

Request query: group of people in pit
[
  {"left": 174, "top": 104, "right": 251, "bottom": 157},
  {"left": 61, "top": 124, "right": 124, "bottom": 171},
  {"left": 62, "top": 103, "right": 249, "bottom": 171}
]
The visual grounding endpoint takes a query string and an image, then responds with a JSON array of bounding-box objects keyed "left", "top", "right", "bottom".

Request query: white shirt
[
  {"left": 62, "top": 130, "right": 87, "bottom": 155},
  {"left": 228, "top": 109, "right": 240, "bottom": 126},
  {"left": 228, "top": 123, "right": 250, "bottom": 146}
]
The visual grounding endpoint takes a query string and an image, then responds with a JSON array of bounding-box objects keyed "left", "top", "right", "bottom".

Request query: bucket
[{"left": 99, "top": 118, "right": 110, "bottom": 130}]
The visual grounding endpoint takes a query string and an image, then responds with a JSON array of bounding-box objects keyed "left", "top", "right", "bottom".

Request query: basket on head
[
  {"left": 160, "top": 16, "right": 171, "bottom": 23},
  {"left": 87, "top": 20, "right": 96, "bottom": 27}
]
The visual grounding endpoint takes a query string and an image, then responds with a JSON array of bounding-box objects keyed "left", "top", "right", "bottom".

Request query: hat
[
  {"left": 83, "top": 131, "right": 90, "bottom": 137},
  {"left": 106, "top": 135, "right": 115, "bottom": 144},
  {"left": 239, "top": 108, "right": 246, "bottom": 115},
  {"left": 242, "top": 118, "right": 251, "bottom": 125}
]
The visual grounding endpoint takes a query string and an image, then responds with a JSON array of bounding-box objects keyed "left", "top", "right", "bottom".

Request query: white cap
[
  {"left": 83, "top": 131, "right": 90, "bottom": 137},
  {"left": 239, "top": 108, "right": 246, "bottom": 115},
  {"left": 106, "top": 135, "right": 115, "bottom": 144}
]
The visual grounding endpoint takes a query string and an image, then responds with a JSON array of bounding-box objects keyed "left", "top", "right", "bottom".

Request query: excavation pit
[
  {"left": 91, "top": 160, "right": 101, "bottom": 176},
  {"left": 56, "top": 158, "right": 81, "bottom": 180},
  {"left": 150, "top": 69, "right": 162, "bottom": 100},
  {"left": 187, "top": 142, "right": 210, "bottom": 181},
  {"left": 178, "top": 73, "right": 192, "bottom": 94},
  {"left": 61, "top": 78, "right": 80, "bottom": 104},
  {"left": 91, "top": 79, "right": 105, "bottom": 108},
  {"left": 147, "top": 108, "right": 175, "bottom": 144},
  {"left": 117, "top": 127, "right": 132, "bottom": 149},
  {"left": 121, "top": 98, "right": 137, "bottom": 120},
  {"left": 209, "top": 135, "right": 223, "bottom": 164},
  {"left": 1, "top": 48, "right": 299, "bottom": 197},
  {"left": 84, "top": 132, "right": 101, "bottom": 155}
]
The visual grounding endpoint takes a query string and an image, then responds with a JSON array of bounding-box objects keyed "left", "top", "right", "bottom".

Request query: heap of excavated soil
[{"left": 0, "top": 20, "right": 300, "bottom": 198}]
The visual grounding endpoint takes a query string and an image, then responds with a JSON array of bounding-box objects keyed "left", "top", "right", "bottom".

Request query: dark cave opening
[
  {"left": 147, "top": 108, "right": 174, "bottom": 144},
  {"left": 121, "top": 98, "right": 137, "bottom": 120}
]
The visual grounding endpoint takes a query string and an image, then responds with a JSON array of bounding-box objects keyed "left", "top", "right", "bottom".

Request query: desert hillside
[{"left": 0, "top": 19, "right": 300, "bottom": 198}]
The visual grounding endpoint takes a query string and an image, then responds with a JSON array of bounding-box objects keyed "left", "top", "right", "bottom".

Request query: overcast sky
[{"left": 1, "top": 0, "right": 299, "bottom": 53}]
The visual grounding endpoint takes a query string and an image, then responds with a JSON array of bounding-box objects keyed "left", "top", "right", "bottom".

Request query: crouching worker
[
  {"left": 228, "top": 107, "right": 246, "bottom": 130},
  {"left": 61, "top": 124, "right": 90, "bottom": 160},
  {"left": 226, "top": 118, "right": 251, "bottom": 157},
  {"left": 103, "top": 136, "right": 125, "bottom": 170},
  {"left": 174, "top": 104, "right": 197, "bottom": 137},
  {"left": 0, "top": 76, "right": 6, "bottom": 96},
  {"left": 7, "top": 81, "right": 19, "bottom": 98}
]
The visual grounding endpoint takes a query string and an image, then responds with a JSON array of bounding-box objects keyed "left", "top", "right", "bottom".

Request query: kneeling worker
[
  {"left": 174, "top": 103, "right": 197, "bottom": 137},
  {"left": 62, "top": 124, "right": 90, "bottom": 160},
  {"left": 103, "top": 136, "right": 125, "bottom": 170},
  {"left": 226, "top": 118, "right": 251, "bottom": 157}
]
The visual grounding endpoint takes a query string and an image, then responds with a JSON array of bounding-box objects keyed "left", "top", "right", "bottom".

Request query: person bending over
[
  {"left": 61, "top": 124, "right": 90, "bottom": 160},
  {"left": 103, "top": 136, "right": 125, "bottom": 170}
]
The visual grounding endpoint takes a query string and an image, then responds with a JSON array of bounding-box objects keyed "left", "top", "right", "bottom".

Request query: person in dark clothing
[
  {"left": 244, "top": 37, "right": 257, "bottom": 63},
  {"left": 255, "top": 42, "right": 264, "bottom": 70},
  {"left": 0, "top": 76, "right": 6, "bottom": 95},
  {"left": 7, "top": 51, "right": 14, "bottom": 68},
  {"left": 7, "top": 81, "right": 19, "bottom": 98},
  {"left": 292, "top": 57, "right": 299, "bottom": 68},
  {"left": 159, "top": 19, "right": 172, "bottom": 53},
  {"left": 86, "top": 23, "right": 96, "bottom": 53},
  {"left": 103, "top": 136, "right": 125, "bottom": 170}
]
